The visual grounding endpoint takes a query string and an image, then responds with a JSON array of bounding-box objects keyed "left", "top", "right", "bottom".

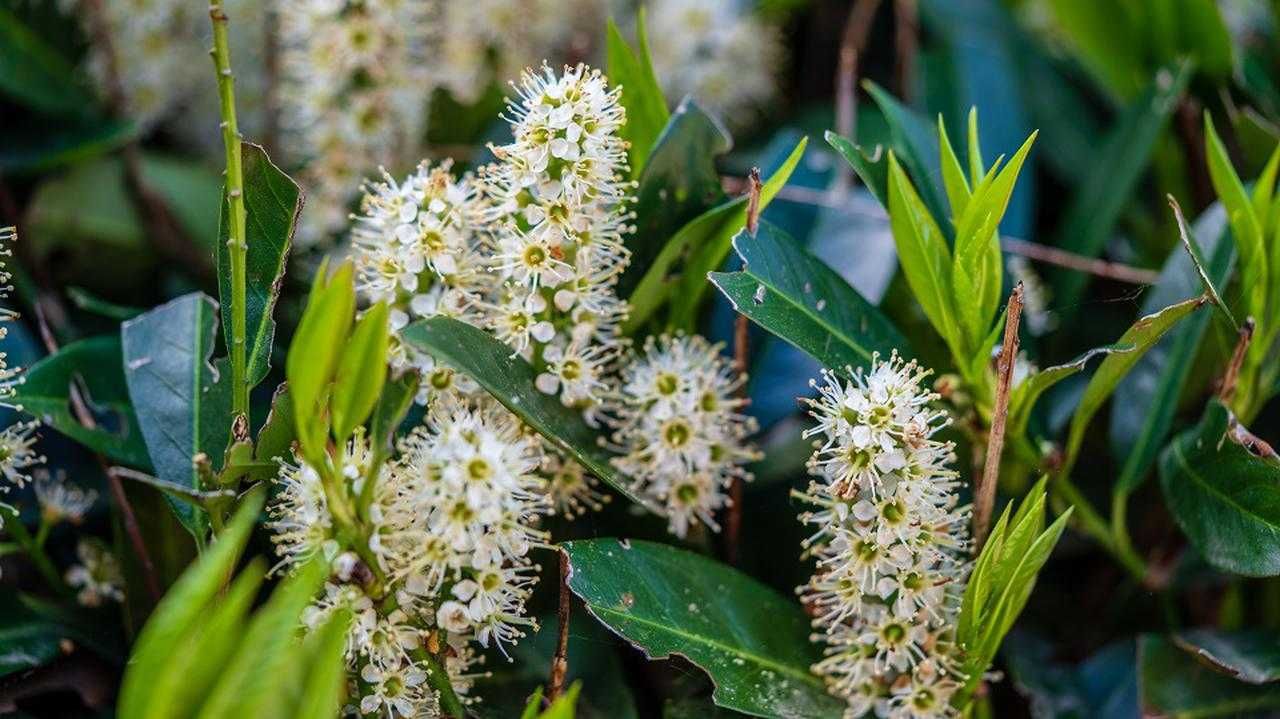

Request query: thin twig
[
  {"left": 1219, "top": 317, "right": 1255, "bottom": 403},
  {"left": 834, "top": 0, "right": 883, "bottom": 190},
  {"left": 32, "top": 303, "right": 162, "bottom": 601},
  {"left": 724, "top": 170, "right": 762, "bottom": 566},
  {"left": 975, "top": 283, "right": 1024, "bottom": 548},
  {"left": 893, "top": 0, "right": 918, "bottom": 101},
  {"left": 547, "top": 550, "right": 571, "bottom": 703}
]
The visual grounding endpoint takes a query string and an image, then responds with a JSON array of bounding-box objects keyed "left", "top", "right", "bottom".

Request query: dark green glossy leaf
[
  {"left": 617, "top": 99, "right": 731, "bottom": 299},
  {"left": 1159, "top": 399, "right": 1280, "bottom": 576},
  {"left": 121, "top": 293, "right": 231, "bottom": 537},
  {"left": 401, "top": 317, "right": 651, "bottom": 510},
  {"left": 709, "top": 220, "right": 910, "bottom": 374},
  {"left": 0, "top": 6, "right": 90, "bottom": 114},
  {"left": 1139, "top": 634, "right": 1280, "bottom": 717},
  {"left": 625, "top": 138, "right": 806, "bottom": 332},
  {"left": 825, "top": 131, "right": 888, "bottom": 206},
  {"left": 1059, "top": 296, "right": 1205, "bottom": 481},
  {"left": 1112, "top": 203, "right": 1234, "bottom": 494},
  {"left": 254, "top": 383, "right": 295, "bottom": 464},
  {"left": 1051, "top": 62, "right": 1191, "bottom": 315},
  {"left": 368, "top": 372, "right": 419, "bottom": 460},
  {"left": 668, "top": 137, "right": 808, "bottom": 331},
  {"left": 1174, "top": 629, "right": 1280, "bottom": 684},
  {"left": 605, "top": 11, "right": 670, "bottom": 177},
  {"left": 217, "top": 142, "right": 302, "bottom": 390},
  {"left": 14, "top": 335, "right": 150, "bottom": 468},
  {"left": 562, "top": 539, "right": 843, "bottom": 718},
  {"left": 864, "top": 82, "right": 949, "bottom": 224}
]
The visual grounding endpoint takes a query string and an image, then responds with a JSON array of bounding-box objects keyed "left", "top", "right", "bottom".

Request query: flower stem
[
  {"left": 418, "top": 649, "right": 466, "bottom": 718},
  {"left": 209, "top": 1, "right": 250, "bottom": 423},
  {"left": 3, "top": 508, "right": 69, "bottom": 595}
]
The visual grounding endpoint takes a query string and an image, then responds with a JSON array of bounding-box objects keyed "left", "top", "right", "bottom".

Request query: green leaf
[
  {"left": 1139, "top": 634, "right": 1280, "bottom": 717},
  {"left": 368, "top": 371, "right": 419, "bottom": 460},
  {"left": 401, "top": 317, "right": 652, "bottom": 511},
  {"left": 1008, "top": 344, "right": 1133, "bottom": 439},
  {"left": 330, "top": 302, "right": 389, "bottom": 442},
  {"left": 118, "top": 494, "right": 263, "bottom": 718},
  {"left": 709, "top": 220, "right": 911, "bottom": 374},
  {"left": 1173, "top": 629, "right": 1280, "bottom": 684},
  {"left": 1044, "top": 0, "right": 1147, "bottom": 98},
  {"left": 67, "top": 286, "right": 145, "bottom": 321},
  {"left": 122, "top": 293, "right": 231, "bottom": 538},
  {"left": 287, "top": 261, "right": 356, "bottom": 462},
  {"left": 536, "top": 683, "right": 582, "bottom": 719},
  {"left": 1205, "top": 114, "right": 1269, "bottom": 323},
  {"left": 825, "top": 131, "right": 889, "bottom": 206},
  {"left": 886, "top": 151, "right": 963, "bottom": 360},
  {"left": 616, "top": 99, "right": 731, "bottom": 299},
  {"left": 605, "top": 11, "right": 669, "bottom": 177},
  {"left": 624, "top": 137, "right": 806, "bottom": 333},
  {"left": 667, "top": 137, "right": 808, "bottom": 331},
  {"left": 217, "top": 143, "right": 302, "bottom": 390},
  {"left": 254, "top": 383, "right": 295, "bottom": 463},
  {"left": 1059, "top": 296, "right": 1205, "bottom": 482},
  {"left": 1051, "top": 63, "right": 1192, "bottom": 315},
  {"left": 562, "top": 539, "right": 844, "bottom": 718},
  {"left": 864, "top": 82, "right": 950, "bottom": 223},
  {"left": 1112, "top": 203, "right": 1235, "bottom": 495},
  {"left": 292, "top": 609, "right": 352, "bottom": 719},
  {"left": 956, "top": 480, "right": 1071, "bottom": 708},
  {"left": 0, "top": 6, "right": 91, "bottom": 114},
  {"left": 1159, "top": 399, "right": 1280, "bottom": 576},
  {"left": 14, "top": 336, "right": 150, "bottom": 468}
]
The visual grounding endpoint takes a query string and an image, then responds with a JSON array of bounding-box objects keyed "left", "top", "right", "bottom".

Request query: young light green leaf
[
  {"left": 709, "top": 220, "right": 911, "bottom": 374},
  {"left": 13, "top": 336, "right": 150, "bottom": 468},
  {"left": 287, "top": 261, "right": 355, "bottom": 462},
  {"left": 1007, "top": 344, "right": 1133, "bottom": 439},
  {"left": 329, "top": 302, "right": 389, "bottom": 442},
  {"left": 118, "top": 494, "right": 263, "bottom": 718},
  {"left": 1205, "top": 113, "right": 1268, "bottom": 320},
  {"left": 121, "top": 293, "right": 231, "bottom": 538},
  {"left": 864, "top": 82, "right": 949, "bottom": 222},
  {"left": 1059, "top": 296, "right": 1206, "bottom": 482},
  {"left": 401, "top": 317, "right": 653, "bottom": 511},
  {"left": 291, "top": 609, "right": 352, "bottom": 719},
  {"left": 254, "top": 383, "right": 295, "bottom": 463},
  {"left": 562, "top": 539, "right": 845, "bottom": 717},
  {"left": 938, "top": 115, "right": 972, "bottom": 214},
  {"left": 886, "top": 151, "right": 964, "bottom": 361},
  {"left": 1159, "top": 399, "right": 1280, "bottom": 576},
  {"left": 605, "top": 11, "right": 669, "bottom": 177},
  {"left": 216, "top": 143, "right": 301, "bottom": 390}
]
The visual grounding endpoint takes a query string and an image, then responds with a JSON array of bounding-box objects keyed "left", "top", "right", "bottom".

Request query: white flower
[
  {"left": 797, "top": 353, "right": 969, "bottom": 717},
  {"left": 0, "top": 421, "right": 44, "bottom": 489},
  {"left": 608, "top": 334, "right": 760, "bottom": 538},
  {"left": 359, "top": 660, "right": 432, "bottom": 717},
  {"left": 65, "top": 539, "right": 124, "bottom": 607},
  {"left": 542, "top": 449, "right": 609, "bottom": 518},
  {"left": 34, "top": 473, "right": 96, "bottom": 525}
]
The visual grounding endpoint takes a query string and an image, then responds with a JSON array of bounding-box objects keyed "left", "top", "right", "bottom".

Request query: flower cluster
[
  {"left": 644, "top": 0, "right": 782, "bottom": 124},
  {"left": 277, "top": 0, "right": 433, "bottom": 245},
  {"left": 797, "top": 354, "right": 970, "bottom": 718},
  {"left": 351, "top": 160, "right": 492, "bottom": 396},
  {"left": 0, "top": 228, "right": 44, "bottom": 525},
  {"left": 480, "top": 63, "right": 635, "bottom": 418},
  {"left": 609, "top": 335, "right": 759, "bottom": 538},
  {"left": 269, "top": 395, "right": 550, "bottom": 715}
]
